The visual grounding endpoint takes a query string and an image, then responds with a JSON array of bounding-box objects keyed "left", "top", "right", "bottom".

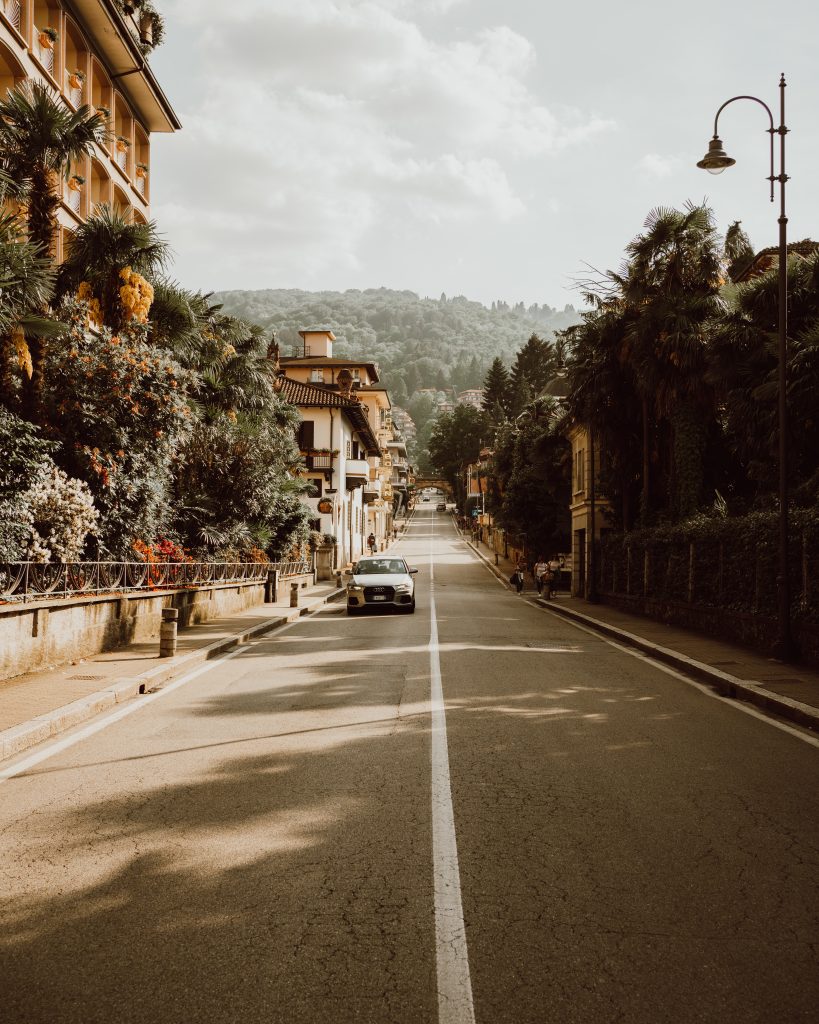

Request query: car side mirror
[{"left": 409, "top": 567, "right": 419, "bottom": 574}]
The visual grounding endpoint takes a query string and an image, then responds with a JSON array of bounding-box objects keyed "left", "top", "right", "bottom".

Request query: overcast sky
[{"left": 149, "top": 0, "right": 819, "bottom": 309}]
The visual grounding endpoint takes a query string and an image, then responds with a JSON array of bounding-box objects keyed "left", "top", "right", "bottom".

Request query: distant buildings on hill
[{"left": 411, "top": 387, "right": 484, "bottom": 414}]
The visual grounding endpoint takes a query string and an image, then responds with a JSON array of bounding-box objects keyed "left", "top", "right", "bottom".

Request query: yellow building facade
[{"left": 0, "top": 0, "right": 179, "bottom": 257}]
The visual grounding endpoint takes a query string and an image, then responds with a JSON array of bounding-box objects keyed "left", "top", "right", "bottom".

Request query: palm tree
[
  {"left": 619, "top": 203, "right": 723, "bottom": 519},
  {"left": 0, "top": 82, "right": 107, "bottom": 418},
  {"left": 56, "top": 205, "right": 170, "bottom": 332},
  {"left": 0, "top": 174, "right": 64, "bottom": 410}
]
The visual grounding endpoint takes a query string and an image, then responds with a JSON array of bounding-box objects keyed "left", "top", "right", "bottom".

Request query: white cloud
[
  {"left": 636, "top": 153, "right": 679, "bottom": 180},
  {"left": 156, "top": 0, "right": 615, "bottom": 288}
]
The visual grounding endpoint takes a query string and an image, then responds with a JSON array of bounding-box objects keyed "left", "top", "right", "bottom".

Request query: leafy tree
[
  {"left": 707, "top": 251, "right": 819, "bottom": 505},
  {"left": 428, "top": 405, "right": 491, "bottom": 507},
  {"left": 491, "top": 412, "right": 570, "bottom": 558},
  {"left": 43, "top": 303, "right": 192, "bottom": 556}
]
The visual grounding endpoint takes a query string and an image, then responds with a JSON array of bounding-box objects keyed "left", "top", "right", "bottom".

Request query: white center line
[{"left": 429, "top": 515, "right": 476, "bottom": 1024}]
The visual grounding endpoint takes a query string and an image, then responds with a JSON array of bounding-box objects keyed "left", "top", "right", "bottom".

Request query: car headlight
[
  {"left": 347, "top": 584, "right": 364, "bottom": 593},
  {"left": 394, "top": 583, "right": 412, "bottom": 593}
]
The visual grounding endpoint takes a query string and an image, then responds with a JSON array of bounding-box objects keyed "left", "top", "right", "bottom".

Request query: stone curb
[
  {"left": 0, "top": 587, "right": 344, "bottom": 762},
  {"left": 465, "top": 540, "right": 819, "bottom": 734}
]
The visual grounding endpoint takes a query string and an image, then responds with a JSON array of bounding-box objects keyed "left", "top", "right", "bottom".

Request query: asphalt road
[{"left": 1, "top": 509, "right": 818, "bottom": 1023}]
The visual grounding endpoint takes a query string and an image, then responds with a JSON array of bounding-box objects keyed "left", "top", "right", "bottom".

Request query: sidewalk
[
  {"left": 0, "top": 578, "right": 343, "bottom": 762},
  {"left": 465, "top": 531, "right": 819, "bottom": 733}
]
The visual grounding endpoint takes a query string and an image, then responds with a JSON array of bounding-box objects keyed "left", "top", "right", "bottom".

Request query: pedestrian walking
[
  {"left": 509, "top": 568, "right": 524, "bottom": 594},
  {"left": 367, "top": 532, "right": 377, "bottom": 554},
  {"left": 533, "top": 555, "right": 548, "bottom": 595},
  {"left": 548, "top": 555, "right": 561, "bottom": 597}
]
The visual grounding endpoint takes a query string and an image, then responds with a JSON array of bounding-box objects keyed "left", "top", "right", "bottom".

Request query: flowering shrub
[
  {"left": 119, "top": 266, "right": 154, "bottom": 323},
  {"left": 20, "top": 464, "right": 98, "bottom": 562},
  {"left": 46, "top": 304, "right": 192, "bottom": 555},
  {"left": 133, "top": 538, "right": 191, "bottom": 564}
]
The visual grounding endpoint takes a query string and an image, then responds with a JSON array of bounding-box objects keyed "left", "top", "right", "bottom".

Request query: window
[
  {"left": 352, "top": 440, "right": 360, "bottom": 460},
  {"left": 310, "top": 369, "right": 324, "bottom": 383},
  {"left": 310, "top": 477, "right": 322, "bottom": 497},
  {"left": 346, "top": 440, "right": 351, "bottom": 458},
  {"left": 575, "top": 449, "right": 585, "bottom": 492},
  {"left": 298, "top": 420, "right": 315, "bottom": 450}
]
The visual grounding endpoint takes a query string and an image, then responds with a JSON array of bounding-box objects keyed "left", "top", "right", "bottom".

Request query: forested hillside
[{"left": 213, "top": 288, "right": 580, "bottom": 407}]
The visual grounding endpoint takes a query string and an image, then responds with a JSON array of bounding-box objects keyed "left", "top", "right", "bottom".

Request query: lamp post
[{"left": 697, "top": 74, "right": 794, "bottom": 660}]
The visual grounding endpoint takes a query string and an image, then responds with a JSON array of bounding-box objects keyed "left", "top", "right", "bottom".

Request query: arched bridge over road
[{"left": 412, "top": 477, "right": 453, "bottom": 497}]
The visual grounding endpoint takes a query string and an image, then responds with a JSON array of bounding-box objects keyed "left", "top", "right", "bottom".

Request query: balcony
[
  {"left": 344, "top": 458, "right": 370, "bottom": 489},
  {"left": 363, "top": 479, "right": 382, "bottom": 503},
  {"left": 304, "top": 450, "right": 336, "bottom": 471}
]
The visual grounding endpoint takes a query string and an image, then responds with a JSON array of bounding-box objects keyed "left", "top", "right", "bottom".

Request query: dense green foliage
[
  {"left": 490, "top": 411, "right": 570, "bottom": 557},
  {"left": 214, "top": 287, "right": 579, "bottom": 409},
  {"left": 427, "top": 406, "right": 491, "bottom": 508},
  {"left": 0, "top": 83, "right": 311, "bottom": 562}
]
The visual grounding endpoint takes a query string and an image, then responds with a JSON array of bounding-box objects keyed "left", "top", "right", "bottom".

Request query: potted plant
[
  {"left": 138, "top": 3, "right": 165, "bottom": 50},
  {"left": 135, "top": 162, "right": 149, "bottom": 179},
  {"left": 115, "top": 135, "right": 131, "bottom": 153},
  {"left": 68, "top": 69, "right": 85, "bottom": 90},
  {"left": 68, "top": 174, "right": 85, "bottom": 191},
  {"left": 38, "top": 26, "right": 58, "bottom": 49}
]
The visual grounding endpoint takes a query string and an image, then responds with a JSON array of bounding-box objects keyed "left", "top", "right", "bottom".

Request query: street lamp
[{"left": 697, "top": 74, "right": 794, "bottom": 660}]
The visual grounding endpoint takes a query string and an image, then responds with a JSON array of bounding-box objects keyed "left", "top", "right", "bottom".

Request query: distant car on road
[
  {"left": 345, "top": 556, "right": 418, "bottom": 615},
  {"left": 422, "top": 496, "right": 430, "bottom": 502},
  {"left": 436, "top": 503, "right": 446, "bottom": 511}
]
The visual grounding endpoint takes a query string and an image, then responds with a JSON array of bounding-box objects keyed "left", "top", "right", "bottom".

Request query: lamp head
[{"left": 697, "top": 136, "right": 736, "bottom": 175}]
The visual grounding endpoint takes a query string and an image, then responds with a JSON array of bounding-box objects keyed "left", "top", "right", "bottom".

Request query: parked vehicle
[
  {"left": 436, "top": 503, "right": 446, "bottom": 511},
  {"left": 345, "top": 557, "right": 418, "bottom": 614}
]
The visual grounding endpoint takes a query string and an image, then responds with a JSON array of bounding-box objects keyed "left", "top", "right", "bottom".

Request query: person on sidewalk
[
  {"left": 548, "top": 555, "right": 561, "bottom": 597},
  {"left": 533, "top": 556, "right": 548, "bottom": 595},
  {"left": 367, "top": 533, "right": 377, "bottom": 554},
  {"left": 510, "top": 567, "right": 524, "bottom": 594}
]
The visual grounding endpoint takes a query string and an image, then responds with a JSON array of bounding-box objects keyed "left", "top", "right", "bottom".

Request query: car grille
[{"left": 364, "top": 585, "right": 396, "bottom": 602}]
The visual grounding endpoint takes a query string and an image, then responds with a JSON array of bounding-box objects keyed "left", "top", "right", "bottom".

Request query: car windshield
[{"left": 355, "top": 559, "right": 406, "bottom": 575}]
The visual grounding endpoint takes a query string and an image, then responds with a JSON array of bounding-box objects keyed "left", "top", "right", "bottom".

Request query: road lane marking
[
  {"left": 0, "top": 607, "right": 329, "bottom": 783},
  {"left": 429, "top": 520, "right": 477, "bottom": 1024}
]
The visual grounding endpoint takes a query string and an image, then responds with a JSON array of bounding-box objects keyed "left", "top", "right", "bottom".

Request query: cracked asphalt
[{"left": 1, "top": 509, "right": 818, "bottom": 1023}]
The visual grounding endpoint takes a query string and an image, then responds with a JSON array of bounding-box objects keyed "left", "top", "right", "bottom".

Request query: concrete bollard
[
  {"left": 159, "top": 607, "right": 178, "bottom": 657},
  {"left": 290, "top": 581, "right": 299, "bottom": 608}
]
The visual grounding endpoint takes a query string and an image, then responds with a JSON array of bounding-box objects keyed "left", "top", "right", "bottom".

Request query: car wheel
[
  {"left": 402, "top": 600, "right": 416, "bottom": 614},
  {"left": 347, "top": 606, "right": 360, "bottom": 616}
]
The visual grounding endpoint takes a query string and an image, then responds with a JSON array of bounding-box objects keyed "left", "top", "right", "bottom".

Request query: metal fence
[{"left": 0, "top": 560, "right": 311, "bottom": 604}]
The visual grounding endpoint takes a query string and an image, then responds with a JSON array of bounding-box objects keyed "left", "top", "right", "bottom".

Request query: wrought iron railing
[
  {"left": 2, "top": 0, "right": 21, "bottom": 32},
  {"left": 0, "top": 560, "right": 310, "bottom": 603}
]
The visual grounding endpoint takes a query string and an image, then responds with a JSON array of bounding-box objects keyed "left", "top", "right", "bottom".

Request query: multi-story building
[
  {"left": 458, "top": 388, "right": 484, "bottom": 409},
  {"left": 0, "top": 0, "right": 180, "bottom": 258},
  {"left": 277, "top": 328, "right": 400, "bottom": 563}
]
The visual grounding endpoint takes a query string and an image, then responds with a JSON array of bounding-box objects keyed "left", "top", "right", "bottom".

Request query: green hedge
[{"left": 598, "top": 510, "right": 819, "bottom": 622}]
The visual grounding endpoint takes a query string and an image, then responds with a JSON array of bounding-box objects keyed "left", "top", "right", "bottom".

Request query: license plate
[{"left": 371, "top": 595, "right": 387, "bottom": 601}]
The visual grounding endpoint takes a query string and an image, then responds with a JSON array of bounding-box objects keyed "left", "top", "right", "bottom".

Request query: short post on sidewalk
[
  {"left": 159, "top": 607, "right": 178, "bottom": 658},
  {"left": 290, "top": 581, "right": 299, "bottom": 608},
  {"left": 265, "top": 568, "right": 279, "bottom": 603}
]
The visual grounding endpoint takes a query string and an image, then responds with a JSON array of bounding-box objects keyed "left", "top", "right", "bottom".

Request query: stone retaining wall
[{"left": 0, "top": 574, "right": 312, "bottom": 681}]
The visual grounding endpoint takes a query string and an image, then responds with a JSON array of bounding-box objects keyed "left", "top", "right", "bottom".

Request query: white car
[{"left": 345, "top": 556, "right": 418, "bottom": 615}]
